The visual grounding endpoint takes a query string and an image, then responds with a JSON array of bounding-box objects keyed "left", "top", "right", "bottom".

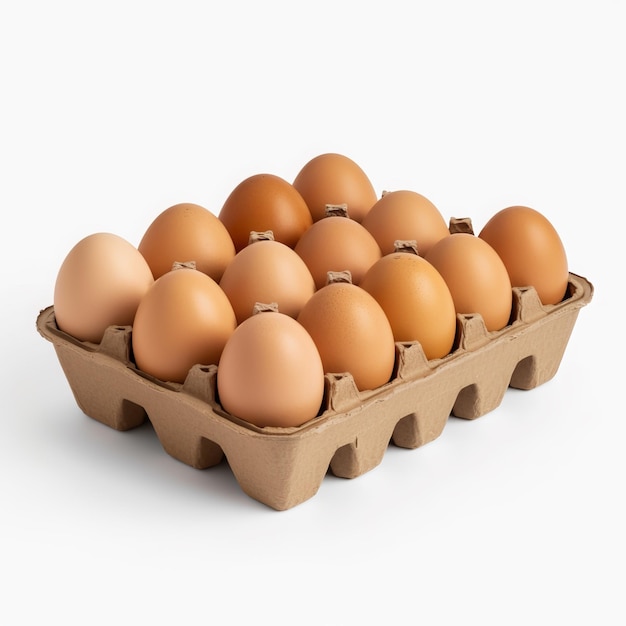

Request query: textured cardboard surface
[{"left": 37, "top": 273, "right": 593, "bottom": 510}]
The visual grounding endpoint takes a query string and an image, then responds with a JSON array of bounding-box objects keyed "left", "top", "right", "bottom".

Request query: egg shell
[
  {"left": 218, "top": 173, "right": 313, "bottom": 252},
  {"left": 219, "top": 238, "right": 316, "bottom": 324},
  {"left": 361, "top": 189, "right": 450, "bottom": 257},
  {"left": 360, "top": 251, "right": 457, "bottom": 360},
  {"left": 297, "top": 280, "right": 396, "bottom": 391},
  {"left": 478, "top": 206, "right": 569, "bottom": 306},
  {"left": 53, "top": 232, "right": 154, "bottom": 343},
  {"left": 217, "top": 310, "right": 325, "bottom": 428},
  {"left": 294, "top": 215, "right": 382, "bottom": 289},
  {"left": 425, "top": 233, "right": 513, "bottom": 332},
  {"left": 138, "top": 202, "right": 236, "bottom": 282},
  {"left": 292, "top": 152, "right": 378, "bottom": 222},
  {"left": 132, "top": 267, "right": 236, "bottom": 383}
]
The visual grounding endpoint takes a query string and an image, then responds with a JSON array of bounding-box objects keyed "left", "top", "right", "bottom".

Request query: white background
[{"left": 1, "top": 1, "right": 623, "bottom": 624}]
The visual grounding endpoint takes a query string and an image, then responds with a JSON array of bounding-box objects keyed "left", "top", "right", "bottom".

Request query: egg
[
  {"left": 361, "top": 189, "right": 450, "bottom": 256},
  {"left": 219, "top": 234, "right": 316, "bottom": 324},
  {"left": 425, "top": 232, "right": 513, "bottom": 331},
  {"left": 138, "top": 202, "right": 236, "bottom": 281},
  {"left": 217, "top": 307, "right": 325, "bottom": 428},
  {"left": 478, "top": 205, "right": 569, "bottom": 305},
  {"left": 297, "top": 275, "right": 396, "bottom": 391},
  {"left": 294, "top": 211, "right": 382, "bottom": 289},
  {"left": 53, "top": 232, "right": 154, "bottom": 343},
  {"left": 218, "top": 173, "right": 313, "bottom": 252},
  {"left": 360, "top": 247, "right": 457, "bottom": 360},
  {"left": 132, "top": 266, "right": 236, "bottom": 383},
  {"left": 292, "top": 152, "right": 378, "bottom": 222}
]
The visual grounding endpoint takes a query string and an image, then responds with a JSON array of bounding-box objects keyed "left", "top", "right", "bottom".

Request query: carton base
[{"left": 37, "top": 273, "right": 593, "bottom": 510}]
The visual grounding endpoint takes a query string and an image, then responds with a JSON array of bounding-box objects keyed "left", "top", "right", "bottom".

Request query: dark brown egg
[{"left": 218, "top": 173, "right": 313, "bottom": 252}]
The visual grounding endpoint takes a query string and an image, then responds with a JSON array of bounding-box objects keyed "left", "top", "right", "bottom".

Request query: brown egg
[
  {"left": 297, "top": 276, "right": 396, "bottom": 391},
  {"left": 360, "top": 247, "right": 457, "bottom": 360},
  {"left": 218, "top": 173, "right": 313, "bottom": 252},
  {"left": 294, "top": 213, "right": 382, "bottom": 289},
  {"left": 219, "top": 235, "right": 316, "bottom": 324},
  {"left": 138, "top": 202, "right": 235, "bottom": 281},
  {"left": 132, "top": 266, "right": 236, "bottom": 383},
  {"left": 54, "top": 232, "right": 154, "bottom": 343},
  {"left": 292, "top": 152, "right": 378, "bottom": 222},
  {"left": 217, "top": 307, "right": 325, "bottom": 428},
  {"left": 478, "top": 205, "right": 569, "bottom": 305},
  {"left": 361, "top": 189, "right": 450, "bottom": 256},
  {"left": 425, "top": 233, "right": 513, "bottom": 331}
]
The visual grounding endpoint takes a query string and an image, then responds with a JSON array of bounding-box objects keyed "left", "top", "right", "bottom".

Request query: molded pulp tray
[{"left": 37, "top": 272, "right": 593, "bottom": 510}]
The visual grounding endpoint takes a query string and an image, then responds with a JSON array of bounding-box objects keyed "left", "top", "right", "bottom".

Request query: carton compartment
[{"left": 37, "top": 273, "right": 593, "bottom": 510}]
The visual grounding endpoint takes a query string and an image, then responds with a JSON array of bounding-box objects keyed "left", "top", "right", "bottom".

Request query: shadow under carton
[{"left": 36, "top": 272, "right": 593, "bottom": 511}]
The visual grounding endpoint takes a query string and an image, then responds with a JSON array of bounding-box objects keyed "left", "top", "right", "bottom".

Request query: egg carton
[{"left": 36, "top": 272, "right": 593, "bottom": 510}]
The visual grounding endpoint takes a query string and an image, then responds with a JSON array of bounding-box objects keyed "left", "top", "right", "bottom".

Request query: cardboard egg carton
[{"left": 36, "top": 272, "right": 593, "bottom": 510}]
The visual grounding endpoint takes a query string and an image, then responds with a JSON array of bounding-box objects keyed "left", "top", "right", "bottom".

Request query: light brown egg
[
  {"left": 425, "top": 233, "right": 513, "bottom": 331},
  {"left": 361, "top": 189, "right": 450, "bottom": 256},
  {"left": 219, "top": 234, "right": 316, "bottom": 324},
  {"left": 138, "top": 202, "right": 235, "bottom": 281},
  {"left": 478, "top": 205, "right": 569, "bottom": 305},
  {"left": 218, "top": 173, "right": 313, "bottom": 252},
  {"left": 217, "top": 307, "right": 325, "bottom": 428},
  {"left": 132, "top": 266, "right": 236, "bottom": 383},
  {"left": 53, "top": 232, "right": 154, "bottom": 343},
  {"left": 294, "top": 213, "right": 382, "bottom": 289},
  {"left": 292, "top": 152, "right": 378, "bottom": 222},
  {"left": 360, "top": 246, "right": 457, "bottom": 360},
  {"left": 297, "top": 276, "right": 396, "bottom": 391}
]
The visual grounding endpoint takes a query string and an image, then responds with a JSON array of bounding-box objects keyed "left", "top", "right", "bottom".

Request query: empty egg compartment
[{"left": 36, "top": 272, "right": 593, "bottom": 510}]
